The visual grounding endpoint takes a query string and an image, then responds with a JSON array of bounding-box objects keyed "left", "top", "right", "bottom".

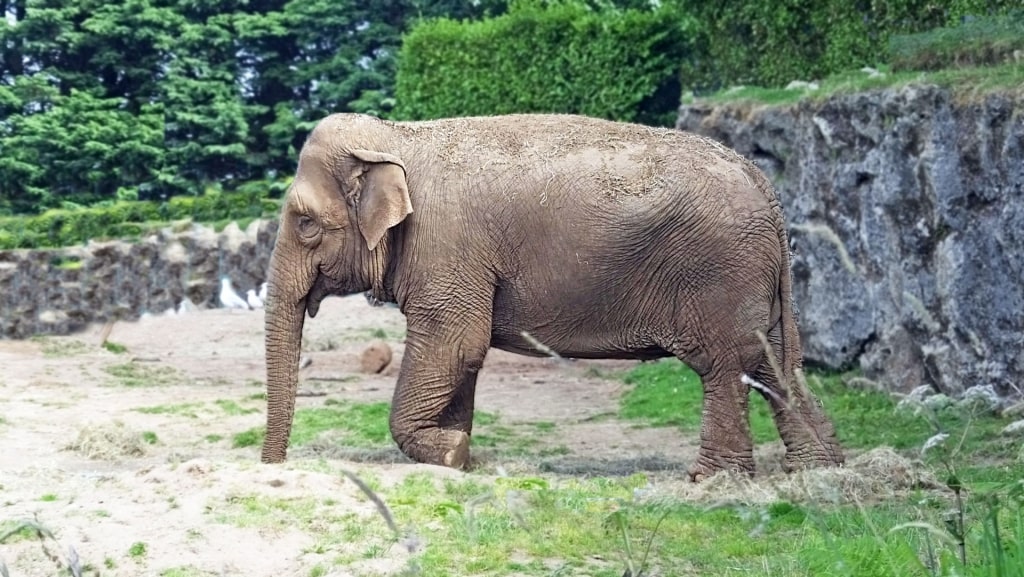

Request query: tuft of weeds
[
  {"left": 214, "top": 399, "right": 260, "bottom": 416},
  {"left": 159, "top": 567, "right": 218, "bottom": 577},
  {"left": 133, "top": 402, "right": 202, "bottom": 418},
  {"left": 102, "top": 361, "right": 184, "bottom": 387},
  {"left": 34, "top": 337, "right": 89, "bottom": 358},
  {"left": 101, "top": 340, "right": 127, "bottom": 354},
  {"left": 127, "top": 541, "right": 147, "bottom": 559}
]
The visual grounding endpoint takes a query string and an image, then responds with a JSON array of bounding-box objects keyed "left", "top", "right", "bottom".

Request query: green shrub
[
  {"left": 889, "top": 10, "right": 1024, "bottom": 71},
  {"left": 394, "top": 0, "right": 698, "bottom": 126}
]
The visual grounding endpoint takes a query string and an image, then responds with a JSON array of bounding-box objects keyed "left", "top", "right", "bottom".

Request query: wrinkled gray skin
[{"left": 261, "top": 113, "right": 845, "bottom": 481}]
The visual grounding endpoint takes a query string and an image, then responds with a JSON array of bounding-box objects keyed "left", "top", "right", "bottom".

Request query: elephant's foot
[
  {"left": 782, "top": 440, "right": 845, "bottom": 473},
  {"left": 394, "top": 428, "right": 471, "bottom": 470},
  {"left": 687, "top": 450, "right": 755, "bottom": 483}
]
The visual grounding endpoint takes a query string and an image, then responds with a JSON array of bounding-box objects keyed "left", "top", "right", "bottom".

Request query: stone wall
[
  {"left": 678, "top": 84, "right": 1022, "bottom": 396},
  {"left": 0, "top": 220, "right": 279, "bottom": 339}
]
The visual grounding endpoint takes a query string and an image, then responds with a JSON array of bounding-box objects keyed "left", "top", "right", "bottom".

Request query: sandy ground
[{"left": 0, "top": 294, "right": 721, "bottom": 577}]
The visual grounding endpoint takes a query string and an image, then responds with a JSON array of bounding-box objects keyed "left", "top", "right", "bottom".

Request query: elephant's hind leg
[
  {"left": 388, "top": 293, "right": 493, "bottom": 470},
  {"left": 748, "top": 329, "right": 844, "bottom": 472}
]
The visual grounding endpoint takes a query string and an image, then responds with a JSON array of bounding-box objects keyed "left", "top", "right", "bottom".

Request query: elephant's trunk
[{"left": 260, "top": 248, "right": 311, "bottom": 464}]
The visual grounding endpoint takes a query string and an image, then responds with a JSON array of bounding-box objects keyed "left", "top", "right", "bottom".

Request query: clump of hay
[
  {"left": 64, "top": 420, "right": 147, "bottom": 460},
  {"left": 675, "top": 447, "right": 943, "bottom": 506}
]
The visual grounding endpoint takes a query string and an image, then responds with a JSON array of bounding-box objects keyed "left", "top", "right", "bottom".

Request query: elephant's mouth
[{"left": 305, "top": 272, "right": 349, "bottom": 318}]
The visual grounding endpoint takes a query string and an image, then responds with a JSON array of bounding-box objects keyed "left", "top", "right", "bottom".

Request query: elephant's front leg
[{"left": 388, "top": 307, "right": 491, "bottom": 469}]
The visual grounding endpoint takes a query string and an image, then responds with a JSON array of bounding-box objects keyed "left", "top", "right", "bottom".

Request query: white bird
[
  {"left": 257, "top": 281, "right": 268, "bottom": 303},
  {"left": 219, "top": 277, "right": 250, "bottom": 311},
  {"left": 177, "top": 297, "right": 199, "bottom": 315},
  {"left": 246, "top": 288, "right": 264, "bottom": 310}
]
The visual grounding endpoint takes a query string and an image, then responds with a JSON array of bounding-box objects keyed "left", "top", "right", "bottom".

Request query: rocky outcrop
[
  {"left": 678, "top": 84, "right": 1022, "bottom": 396},
  {"left": 0, "top": 220, "right": 279, "bottom": 338}
]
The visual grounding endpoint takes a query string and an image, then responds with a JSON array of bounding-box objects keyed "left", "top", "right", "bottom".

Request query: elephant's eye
[{"left": 296, "top": 215, "right": 319, "bottom": 240}]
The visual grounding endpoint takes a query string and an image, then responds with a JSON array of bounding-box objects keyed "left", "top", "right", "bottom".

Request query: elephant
[{"left": 260, "top": 112, "right": 845, "bottom": 481}]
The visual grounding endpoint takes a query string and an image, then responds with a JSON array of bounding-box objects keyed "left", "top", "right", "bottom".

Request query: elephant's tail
[
  {"left": 776, "top": 208, "right": 804, "bottom": 383},
  {"left": 749, "top": 164, "right": 804, "bottom": 383}
]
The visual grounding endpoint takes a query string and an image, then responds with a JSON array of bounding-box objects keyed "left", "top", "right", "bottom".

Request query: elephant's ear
[{"left": 351, "top": 149, "right": 413, "bottom": 251}]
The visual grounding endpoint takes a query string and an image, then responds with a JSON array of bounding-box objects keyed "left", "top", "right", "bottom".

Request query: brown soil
[{"left": 0, "top": 295, "right": 704, "bottom": 576}]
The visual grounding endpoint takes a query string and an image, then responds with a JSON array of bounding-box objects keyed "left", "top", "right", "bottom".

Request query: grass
[
  {"left": 690, "top": 61, "right": 1024, "bottom": 108},
  {"left": 214, "top": 399, "right": 260, "bottom": 415},
  {"left": 33, "top": 336, "right": 90, "bottom": 358},
  {"left": 208, "top": 360, "right": 1022, "bottom": 576},
  {"left": 103, "top": 361, "right": 185, "bottom": 387},
  {"left": 619, "top": 359, "right": 1022, "bottom": 484},
  {"left": 231, "top": 399, "right": 553, "bottom": 460},
  {"left": 888, "top": 10, "right": 1024, "bottom": 72},
  {"left": 133, "top": 398, "right": 261, "bottom": 422},
  {"left": 160, "top": 567, "right": 219, "bottom": 577},
  {"left": 233, "top": 401, "right": 392, "bottom": 449},
  {"left": 134, "top": 402, "right": 203, "bottom": 418},
  {"left": 128, "top": 541, "right": 147, "bottom": 559},
  {"left": 202, "top": 456, "right": 1024, "bottom": 577},
  {"left": 102, "top": 340, "right": 128, "bottom": 354}
]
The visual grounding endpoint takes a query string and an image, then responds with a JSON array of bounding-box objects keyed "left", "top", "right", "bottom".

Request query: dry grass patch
[
  {"left": 673, "top": 447, "right": 942, "bottom": 506},
  {"left": 64, "top": 420, "right": 148, "bottom": 460}
]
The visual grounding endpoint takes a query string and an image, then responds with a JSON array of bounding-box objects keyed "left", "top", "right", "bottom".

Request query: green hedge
[
  {"left": 394, "top": 0, "right": 697, "bottom": 126},
  {"left": 0, "top": 188, "right": 285, "bottom": 250},
  {"left": 889, "top": 9, "right": 1024, "bottom": 71},
  {"left": 675, "top": 0, "right": 1021, "bottom": 93}
]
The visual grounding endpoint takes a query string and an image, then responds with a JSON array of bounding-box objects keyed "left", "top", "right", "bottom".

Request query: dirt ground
[{"left": 0, "top": 294, "right": 731, "bottom": 577}]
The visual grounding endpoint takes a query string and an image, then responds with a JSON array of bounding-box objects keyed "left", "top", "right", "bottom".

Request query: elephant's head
[{"left": 261, "top": 115, "right": 414, "bottom": 464}]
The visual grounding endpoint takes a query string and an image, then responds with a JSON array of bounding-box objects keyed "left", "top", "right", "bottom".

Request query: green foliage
[
  {"left": 0, "top": 0, "right": 509, "bottom": 215},
  {"left": 0, "top": 188, "right": 283, "bottom": 249},
  {"left": 673, "top": 0, "right": 1021, "bottom": 93},
  {"left": 395, "top": 0, "right": 696, "bottom": 126},
  {"left": 889, "top": 10, "right": 1024, "bottom": 71}
]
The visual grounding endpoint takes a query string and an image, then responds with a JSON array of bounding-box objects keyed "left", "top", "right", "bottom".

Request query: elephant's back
[{"left": 402, "top": 114, "right": 764, "bottom": 205}]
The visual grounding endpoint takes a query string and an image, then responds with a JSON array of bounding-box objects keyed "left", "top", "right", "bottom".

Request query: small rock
[
  {"left": 785, "top": 80, "right": 819, "bottom": 91},
  {"left": 1000, "top": 420, "right": 1024, "bottom": 437},
  {"left": 183, "top": 458, "right": 213, "bottom": 476},
  {"left": 360, "top": 340, "right": 393, "bottom": 374},
  {"left": 37, "top": 309, "right": 68, "bottom": 324}
]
